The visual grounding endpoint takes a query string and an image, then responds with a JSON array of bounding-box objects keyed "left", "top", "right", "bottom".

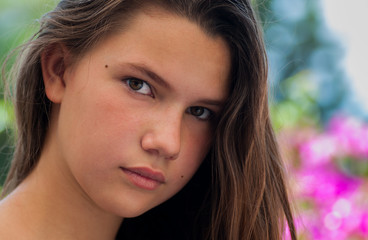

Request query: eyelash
[
  {"left": 125, "top": 77, "right": 154, "bottom": 97},
  {"left": 186, "top": 107, "right": 214, "bottom": 121},
  {"left": 124, "top": 77, "right": 215, "bottom": 121}
]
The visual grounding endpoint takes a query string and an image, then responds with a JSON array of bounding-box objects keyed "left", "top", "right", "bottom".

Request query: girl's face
[{"left": 51, "top": 8, "right": 230, "bottom": 217}]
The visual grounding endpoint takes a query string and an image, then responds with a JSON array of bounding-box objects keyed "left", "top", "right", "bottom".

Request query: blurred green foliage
[
  {"left": 0, "top": 0, "right": 56, "bottom": 185},
  {"left": 256, "top": 0, "right": 350, "bottom": 129},
  {"left": 270, "top": 70, "right": 320, "bottom": 131},
  {"left": 0, "top": 0, "right": 56, "bottom": 67}
]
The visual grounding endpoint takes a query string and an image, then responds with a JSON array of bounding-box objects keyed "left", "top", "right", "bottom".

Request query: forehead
[{"left": 83, "top": 6, "right": 231, "bottom": 102}]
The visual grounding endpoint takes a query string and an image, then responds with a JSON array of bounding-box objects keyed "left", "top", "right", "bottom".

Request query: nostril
[
  {"left": 165, "top": 153, "right": 179, "bottom": 161},
  {"left": 146, "top": 148, "right": 160, "bottom": 156}
]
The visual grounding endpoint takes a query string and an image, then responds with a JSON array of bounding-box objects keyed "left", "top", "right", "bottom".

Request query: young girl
[{"left": 0, "top": 0, "right": 296, "bottom": 239}]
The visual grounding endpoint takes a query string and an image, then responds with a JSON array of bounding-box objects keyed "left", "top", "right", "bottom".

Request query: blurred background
[{"left": 0, "top": 0, "right": 367, "bottom": 239}]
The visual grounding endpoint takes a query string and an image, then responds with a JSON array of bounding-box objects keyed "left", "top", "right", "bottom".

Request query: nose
[{"left": 141, "top": 109, "right": 182, "bottom": 160}]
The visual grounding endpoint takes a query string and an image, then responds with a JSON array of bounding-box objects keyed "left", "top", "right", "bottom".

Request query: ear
[{"left": 41, "top": 44, "right": 69, "bottom": 103}]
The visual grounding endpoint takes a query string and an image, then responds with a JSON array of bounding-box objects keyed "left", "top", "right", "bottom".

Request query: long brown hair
[{"left": 2, "top": 0, "right": 296, "bottom": 239}]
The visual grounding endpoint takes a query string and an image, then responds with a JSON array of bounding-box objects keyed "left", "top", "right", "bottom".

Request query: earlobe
[{"left": 41, "top": 44, "right": 69, "bottom": 103}]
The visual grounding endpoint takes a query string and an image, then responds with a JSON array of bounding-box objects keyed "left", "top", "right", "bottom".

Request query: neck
[{"left": 0, "top": 139, "right": 123, "bottom": 240}]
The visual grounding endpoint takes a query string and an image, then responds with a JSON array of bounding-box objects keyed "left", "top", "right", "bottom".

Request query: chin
[{"left": 110, "top": 202, "right": 158, "bottom": 219}]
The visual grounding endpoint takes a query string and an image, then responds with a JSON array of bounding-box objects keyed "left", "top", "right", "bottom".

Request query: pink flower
[
  {"left": 299, "top": 134, "right": 338, "bottom": 168},
  {"left": 328, "top": 116, "right": 368, "bottom": 160},
  {"left": 281, "top": 114, "right": 368, "bottom": 239},
  {"left": 295, "top": 166, "right": 361, "bottom": 204}
]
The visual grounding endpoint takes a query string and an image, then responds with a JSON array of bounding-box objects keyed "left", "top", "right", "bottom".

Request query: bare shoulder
[
  {"left": 0, "top": 199, "right": 16, "bottom": 238},
  {"left": 0, "top": 196, "right": 30, "bottom": 240}
]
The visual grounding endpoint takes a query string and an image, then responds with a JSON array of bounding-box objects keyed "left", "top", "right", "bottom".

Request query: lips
[{"left": 121, "top": 167, "right": 166, "bottom": 190}]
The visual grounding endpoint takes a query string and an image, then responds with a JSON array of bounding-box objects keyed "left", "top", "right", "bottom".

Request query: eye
[
  {"left": 187, "top": 106, "right": 213, "bottom": 121},
  {"left": 125, "top": 78, "right": 153, "bottom": 97}
]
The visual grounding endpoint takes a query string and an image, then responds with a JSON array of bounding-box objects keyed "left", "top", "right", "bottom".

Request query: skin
[{"left": 0, "top": 7, "right": 230, "bottom": 240}]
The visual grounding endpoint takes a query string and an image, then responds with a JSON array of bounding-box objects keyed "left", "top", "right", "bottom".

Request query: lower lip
[{"left": 121, "top": 168, "right": 162, "bottom": 191}]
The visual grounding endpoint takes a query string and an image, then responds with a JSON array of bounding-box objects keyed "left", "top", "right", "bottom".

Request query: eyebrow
[
  {"left": 197, "top": 99, "right": 225, "bottom": 108},
  {"left": 126, "top": 63, "right": 172, "bottom": 90},
  {"left": 125, "top": 62, "right": 226, "bottom": 108}
]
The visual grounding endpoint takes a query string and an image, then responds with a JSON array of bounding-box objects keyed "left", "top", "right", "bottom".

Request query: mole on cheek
[
  {"left": 181, "top": 175, "right": 184, "bottom": 179},
  {"left": 105, "top": 65, "right": 108, "bottom": 68}
]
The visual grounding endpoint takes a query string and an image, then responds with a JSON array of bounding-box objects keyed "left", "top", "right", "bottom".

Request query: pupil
[
  {"left": 129, "top": 80, "right": 143, "bottom": 90},
  {"left": 191, "top": 107, "right": 204, "bottom": 116}
]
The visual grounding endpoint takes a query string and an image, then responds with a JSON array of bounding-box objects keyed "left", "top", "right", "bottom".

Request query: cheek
[
  {"left": 58, "top": 86, "right": 132, "bottom": 166},
  {"left": 186, "top": 122, "right": 213, "bottom": 157},
  {"left": 190, "top": 133, "right": 211, "bottom": 159},
  {"left": 176, "top": 127, "right": 212, "bottom": 180}
]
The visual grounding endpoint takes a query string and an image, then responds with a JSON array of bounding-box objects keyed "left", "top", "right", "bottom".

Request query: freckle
[{"left": 105, "top": 65, "right": 108, "bottom": 68}]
